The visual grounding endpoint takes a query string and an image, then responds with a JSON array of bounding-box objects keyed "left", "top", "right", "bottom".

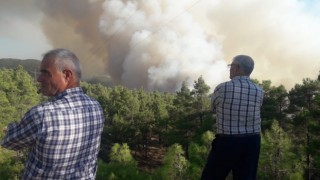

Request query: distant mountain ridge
[
  {"left": 0, "top": 58, "right": 40, "bottom": 75},
  {"left": 0, "top": 58, "right": 113, "bottom": 87}
]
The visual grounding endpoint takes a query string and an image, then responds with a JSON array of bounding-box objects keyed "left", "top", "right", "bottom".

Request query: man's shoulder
[
  {"left": 215, "top": 81, "right": 232, "bottom": 90},
  {"left": 24, "top": 102, "right": 49, "bottom": 118},
  {"left": 64, "top": 92, "right": 103, "bottom": 111},
  {"left": 29, "top": 97, "right": 72, "bottom": 112},
  {"left": 80, "top": 94, "right": 101, "bottom": 106},
  {"left": 30, "top": 101, "right": 55, "bottom": 111}
]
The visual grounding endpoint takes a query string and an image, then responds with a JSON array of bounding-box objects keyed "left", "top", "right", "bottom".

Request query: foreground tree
[
  {"left": 187, "top": 131, "right": 214, "bottom": 179},
  {"left": 259, "top": 80, "right": 288, "bottom": 130},
  {"left": 0, "top": 67, "right": 41, "bottom": 179},
  {"left": 259, "top": 121, "right": 303, "bottom": 179},
  {"left": 288, "top": 78, "right": 320, "bottom": 179},
  {"left": 96, "top": 143, "right": 147, "bottom": 180},
  {"left": 156, "top": 144, "right": 189, "bottom": 180},
  {"left": 191, "top": 76, "right": 211, "bottom": 125}
]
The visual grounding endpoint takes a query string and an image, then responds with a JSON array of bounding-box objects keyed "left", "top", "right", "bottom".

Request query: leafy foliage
[
  {"left": 1, "top": 66, "right": 320, "bottom": 179},
  {"left": 259, "top": 120, "right": 303, "bottom": 179},
  {"left": 96, "top": 143, "right": 151, "bottom": 180},
  {"left": 0, "top": 66, "right": 40, "bottom": 179},
  {"left": 156, "top": 144, "right": 189, "bottom": 180}
]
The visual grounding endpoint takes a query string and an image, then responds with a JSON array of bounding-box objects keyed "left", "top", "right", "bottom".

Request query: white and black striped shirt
[{"left": 211, "top": 76, "right": 264, "bottom": 135}]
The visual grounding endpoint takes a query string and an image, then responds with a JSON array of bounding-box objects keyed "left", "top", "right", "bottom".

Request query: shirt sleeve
[
  {"left": 211, "top": 84, "right": 223, "bottom": 112},
  {"left": 1, "top": 108, "right": 41, "bottom": 150}
]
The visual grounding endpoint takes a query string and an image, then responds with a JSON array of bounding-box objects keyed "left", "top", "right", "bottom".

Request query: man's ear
[{"left": 63, "top": 69, "right": 73, "bottom": 81}]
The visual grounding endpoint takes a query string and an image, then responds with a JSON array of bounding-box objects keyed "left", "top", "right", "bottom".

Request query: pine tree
[
  {"left": 157, "top": 144, "right": 189, "bottom": 180},
  {"left": 259, "top": 121, "right": 303, "bottom": 179},
  {"left": 191, "top": 75, "right": 211, "bottom": 125}
]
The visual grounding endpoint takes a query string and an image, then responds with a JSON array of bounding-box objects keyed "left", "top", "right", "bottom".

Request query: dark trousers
[{"left": 201, "top": 134, "right": 261, "bottom": 180}]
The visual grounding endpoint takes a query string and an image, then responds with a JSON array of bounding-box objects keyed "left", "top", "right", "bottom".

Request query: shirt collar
[
  {"left": 53, "top": 87, "right": 83, "bottom": 100},
  {"left": 232, "top": 76, "right": 250, "bottom": 81}
]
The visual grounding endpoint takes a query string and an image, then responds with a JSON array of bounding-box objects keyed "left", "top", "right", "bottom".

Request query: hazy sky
[{"left": 0, "top": 0, "right": 319, "bottom": 92}]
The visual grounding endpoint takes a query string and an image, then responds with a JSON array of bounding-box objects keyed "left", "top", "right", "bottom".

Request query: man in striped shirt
[
  {"left": 1, "top": 49, "right": 105, "bottom": 179},
  {"left": 201, "top": 55, "right": 264, "bottom": 180}
]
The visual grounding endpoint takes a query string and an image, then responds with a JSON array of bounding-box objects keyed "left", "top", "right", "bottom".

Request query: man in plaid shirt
[
  {"left": 1, "top": 49, "right": 105, "bottom": 179},
  {"left": 201, "top": 55, "right": 264, "bottom": 180}
]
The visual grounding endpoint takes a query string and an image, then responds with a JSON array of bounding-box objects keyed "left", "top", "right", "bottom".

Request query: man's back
[
  {"left": 212, "top": 76, "right": 264, "bottom": 135},
  {"left": 2, "top": 87, "right": 105, "bottom": 179},
  {"left": 202, "top": 55, "right": 263, "bottom": 180}
]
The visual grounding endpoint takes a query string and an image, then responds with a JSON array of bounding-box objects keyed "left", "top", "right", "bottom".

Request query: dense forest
[{"left": 0, "top": 65, "right": 320, "bottom": 180}]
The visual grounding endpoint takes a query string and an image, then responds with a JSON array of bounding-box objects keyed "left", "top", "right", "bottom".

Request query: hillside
[
  {"left": 0, "top": 58, "right": 40, "bottom": 77},
  {"left": 0, "top": 58, "right": 113, "bottom": 86}
]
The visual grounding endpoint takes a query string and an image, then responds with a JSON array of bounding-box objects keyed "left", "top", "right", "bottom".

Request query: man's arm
[
  {"left": 1, "top": 110, "right": 39, "bottom": 150},
  {"left": 211, "top": 85, "right": 223, "bottom": 113},
  {"left": 211, "top": 94, "right": 217, "bottom": 113}
]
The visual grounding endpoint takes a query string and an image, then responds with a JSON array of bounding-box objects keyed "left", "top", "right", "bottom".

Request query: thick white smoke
[
  {"left": 205, "top": 0, "right": 320, "bottom": 89},
  {"left": 1, "top": 0, "right": 320, "bottom": 92},
  {"left": 99, "top": 0, "right": 227, "bottom": 91}
]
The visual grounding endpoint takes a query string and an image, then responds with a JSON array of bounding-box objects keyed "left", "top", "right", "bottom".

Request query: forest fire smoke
[
  {"left": 98, "top": 0, "right": 226, "bottom": 91},
  {"left": 1, "top": 0, "right": 320, "bottom": 91}
]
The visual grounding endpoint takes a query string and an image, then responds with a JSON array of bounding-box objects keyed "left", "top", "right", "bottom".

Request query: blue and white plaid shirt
[
  {"left": 211, "top": 76, "right": 264, "bottom": 135},
  {"left": 1, "top": 87, "right": 105, "bottom": 179}
]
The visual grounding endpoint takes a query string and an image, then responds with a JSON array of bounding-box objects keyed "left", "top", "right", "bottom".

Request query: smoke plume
[
  {"left": 99, "top": 0, "right": 226, "bottom": 91},
  {"left": 1, "top": 0, "right": 320, "bottom": 92}
]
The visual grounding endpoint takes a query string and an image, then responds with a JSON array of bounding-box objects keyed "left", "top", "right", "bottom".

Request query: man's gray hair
[
  {"left": 233, "top": 55, "right": 255, "bottom": 75},
  {"left": 43, "top": 48, "right": 82, "bottom": 82}
]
